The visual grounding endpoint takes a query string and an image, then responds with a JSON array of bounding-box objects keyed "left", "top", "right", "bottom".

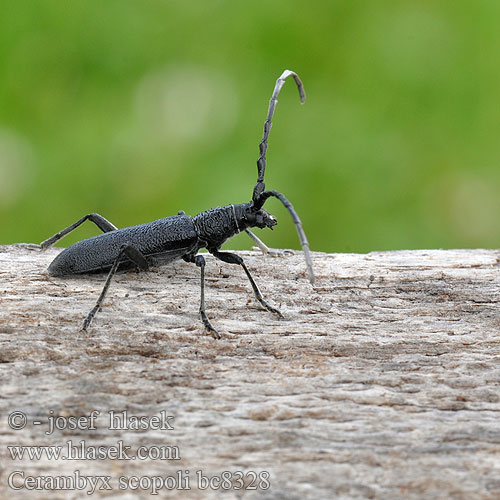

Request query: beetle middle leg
[
  {"left": 40, "top": 213, "right": 118, "bottom": 250},
  {"left": 192, "top": 254, "right": 221, "bottom": 340},
  {"left": 183, "top": 254, "right": 220, "bottom": 339},
  {"left": 83, "top": 243, "right": 149, "bottom": 331},
  {"left": 211, "top": 250, "right": 283, "bottom": 319}
]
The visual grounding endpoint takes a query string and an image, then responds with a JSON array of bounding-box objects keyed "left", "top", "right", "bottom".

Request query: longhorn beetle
[{"left": 40, "top": 69, "right": 314, "bottom": 339}]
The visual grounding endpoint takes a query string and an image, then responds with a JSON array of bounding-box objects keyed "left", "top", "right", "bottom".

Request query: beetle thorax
[
  {"left": 193, "top": 205, "right": 242, "bottom": 249},
  {"left": 193, "top": 203, "right": 277, "bottom": 249}
]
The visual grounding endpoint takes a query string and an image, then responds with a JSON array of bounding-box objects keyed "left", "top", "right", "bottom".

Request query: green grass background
[{"left": 1, "top": 1, "right": 500, "bottom": 253}]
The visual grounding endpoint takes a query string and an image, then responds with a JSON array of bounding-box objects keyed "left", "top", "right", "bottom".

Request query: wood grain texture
[{"left": 1, "top": 243, "right": 500, "bottom": 499}]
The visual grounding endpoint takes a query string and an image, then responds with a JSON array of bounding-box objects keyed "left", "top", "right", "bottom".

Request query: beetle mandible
[{"left": 40, "top": 69, "right": 314, "bottom": 339}]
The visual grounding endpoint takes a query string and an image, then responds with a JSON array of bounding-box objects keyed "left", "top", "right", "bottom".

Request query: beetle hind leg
[
  {"left": 82, "top": 243, "right": 149, "bottom": 331},
  {"left": 40, "top": 213, "right": 118, "bottom": 250}
]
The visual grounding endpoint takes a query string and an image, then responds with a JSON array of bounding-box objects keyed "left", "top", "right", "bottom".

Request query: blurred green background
[{"left": 1, "top": 0, "right": 500, "bottom": 253}]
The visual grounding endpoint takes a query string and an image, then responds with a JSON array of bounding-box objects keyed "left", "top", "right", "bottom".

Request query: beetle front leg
[
  {"left": 244, "top": 229, "right": 293, "bottom": 257},
  {"left": 211, "top": 250, "right": 283, "bottom": 319},
  {"left": 41, "top": 213, "right": 118, "bottom": 250},
  {"left": 83, "top": 243, "right": 149, "bottom": 331}
]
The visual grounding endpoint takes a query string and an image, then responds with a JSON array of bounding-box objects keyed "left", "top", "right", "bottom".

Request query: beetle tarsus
[
  {"left": 200, "top": 311, "right": 221, "bottom": 340},
  {"left": 82, "top": 305, "right": 99, "bottom": 331}
]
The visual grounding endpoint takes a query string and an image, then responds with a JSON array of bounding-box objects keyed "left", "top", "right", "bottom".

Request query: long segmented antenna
[
  {"left": 258, "top": 189, "right": 315, "bottom": 284},
  {"left": 252, "top": 69, "right": 306, "bottom": 203},
  {"left": 250, "top": 70, "right": 314, "bottom": 284}
]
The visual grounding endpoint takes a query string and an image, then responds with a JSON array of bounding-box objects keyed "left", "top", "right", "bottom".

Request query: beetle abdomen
[{"left": 48, "top": 215, "right": 197, "bottom": 275}]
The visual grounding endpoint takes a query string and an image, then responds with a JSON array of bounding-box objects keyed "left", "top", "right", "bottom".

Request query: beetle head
[{"left": 242, "top": 203, "right": 277, "bottom": 230}]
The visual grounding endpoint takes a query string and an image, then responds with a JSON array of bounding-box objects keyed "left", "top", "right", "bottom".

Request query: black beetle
[{"left": 41, "top": 69, "right": 314, "bottom": 338}]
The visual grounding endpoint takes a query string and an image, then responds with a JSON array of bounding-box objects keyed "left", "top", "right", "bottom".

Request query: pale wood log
[{"left": 1, "top": 243, "right": 500, "bottom": 499}]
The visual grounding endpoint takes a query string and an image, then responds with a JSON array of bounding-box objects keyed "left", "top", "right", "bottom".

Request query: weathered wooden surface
[{"left": 1, "top": 243, "right": 500, "bottom": 499}]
